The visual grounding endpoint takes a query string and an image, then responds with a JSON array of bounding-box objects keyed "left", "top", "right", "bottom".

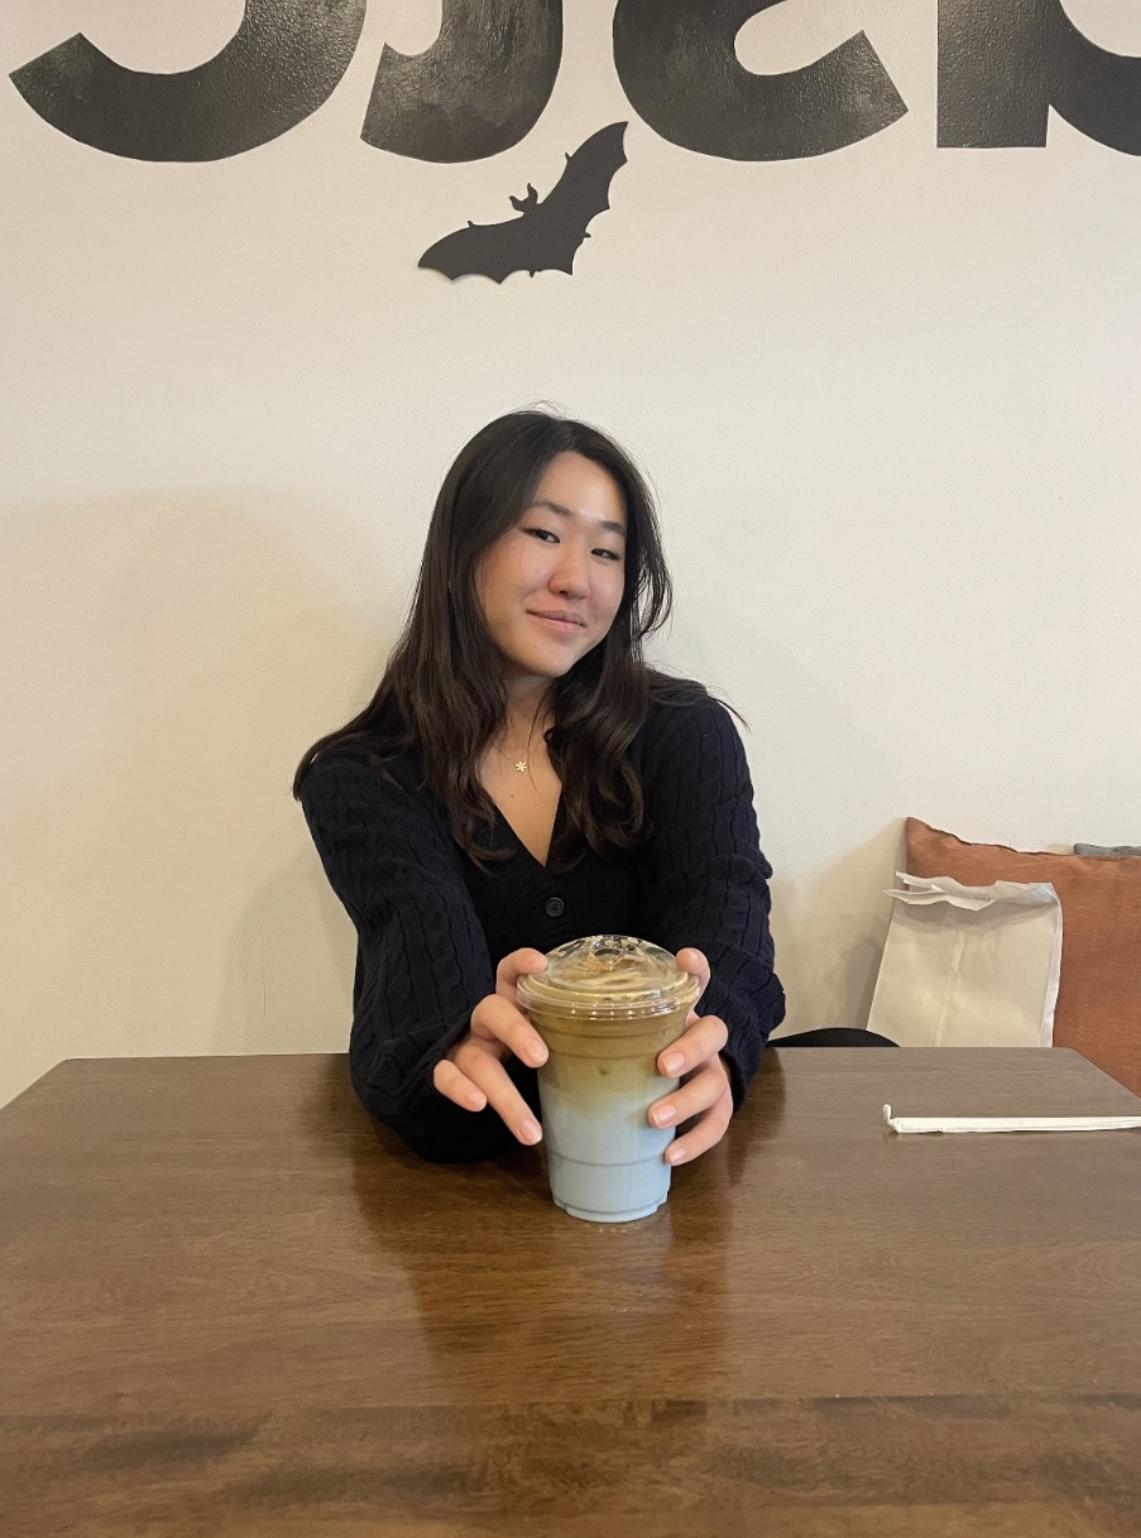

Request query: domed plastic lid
[{"left": 516, "top": 934, "right": 700, "bottom": 1021}]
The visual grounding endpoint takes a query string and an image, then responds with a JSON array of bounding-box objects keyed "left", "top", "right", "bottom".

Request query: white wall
[{"left": 3, "top": 1, "right": 1139, "bottom": 1107}]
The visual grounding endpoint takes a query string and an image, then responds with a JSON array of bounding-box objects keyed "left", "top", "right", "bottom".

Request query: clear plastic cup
[{"left": 516, "top": 935, "right": 700, "bottom": 1223}]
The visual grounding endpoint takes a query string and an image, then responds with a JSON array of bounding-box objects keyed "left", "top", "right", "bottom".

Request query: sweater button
[{"left": 544, "top": 896, "right": 565, "bottom": 919}]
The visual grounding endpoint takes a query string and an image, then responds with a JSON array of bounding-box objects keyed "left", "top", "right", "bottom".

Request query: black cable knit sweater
[{"left": 299, "top": 693, "right": 785, "bottom": 1162}]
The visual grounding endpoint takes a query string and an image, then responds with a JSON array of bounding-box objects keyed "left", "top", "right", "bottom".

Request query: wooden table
[{"left": 2, "top": 1048, "right": 1139, "bottom": 1537}]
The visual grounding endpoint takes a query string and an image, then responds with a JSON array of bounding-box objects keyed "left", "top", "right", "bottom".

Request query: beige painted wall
[{"left": 3, "top": 1, "right": 1140, "bottom": 1108}]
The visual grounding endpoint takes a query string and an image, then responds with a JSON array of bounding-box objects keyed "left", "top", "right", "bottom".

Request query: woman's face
[{"left": 475, "top": 451, "right": 627, "bottom": 688}]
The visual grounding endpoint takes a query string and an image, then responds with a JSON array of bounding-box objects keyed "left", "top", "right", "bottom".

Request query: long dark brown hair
[{"left": 292, "top": 409, "right": 707, "bottom": 867}]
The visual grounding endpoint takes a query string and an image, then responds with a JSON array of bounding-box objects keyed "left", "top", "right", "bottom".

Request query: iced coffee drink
[{"left": 516, "top": 934, "right": 701, "bottom": 1223}]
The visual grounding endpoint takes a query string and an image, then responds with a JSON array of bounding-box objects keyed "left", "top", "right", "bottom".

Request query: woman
[{"left": 295, "top": 409, "right": 794, "bottom": 1167}]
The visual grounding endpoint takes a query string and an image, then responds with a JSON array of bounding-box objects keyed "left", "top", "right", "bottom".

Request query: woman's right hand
[{"left": 431, "top": 948, "right": 550, "bottom": 1146}]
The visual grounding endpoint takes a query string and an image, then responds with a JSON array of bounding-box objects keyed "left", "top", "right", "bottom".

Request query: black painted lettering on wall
[
  {"left": 939, "top": 0, "right": 1141, "bottom": 154},
  {"left": 362, "top": 0, "right": 562, "bottom": 162},
  {"left": 9, "top": 0, "right": 366, "bottom": 161},
  {"left": 612, "top": 0, "right": 907, "bottom": 161},
  {"left": 9, "top": 0, "right": 1141, "bottom": 166}
]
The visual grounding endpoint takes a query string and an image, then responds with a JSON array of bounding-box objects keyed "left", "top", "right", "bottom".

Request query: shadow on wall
[
  {"left": 0, "top": 492, "right": 398, "bottom": 1106},
  {"left": 662, "top": 594, "right": 903, "bottom": 1036},
  {"left": 768, "top": 825, "right": 902, "bottom": 1037}
]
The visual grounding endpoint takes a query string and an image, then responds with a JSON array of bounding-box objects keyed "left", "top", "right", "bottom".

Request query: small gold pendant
[{"left": 514, "top": 760, "right": 528, "bottom": 774}]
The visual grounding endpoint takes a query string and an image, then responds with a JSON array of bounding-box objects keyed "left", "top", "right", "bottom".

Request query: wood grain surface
[{"left": 2, "top": 1047, "right": 1139, "bottom": 1537}]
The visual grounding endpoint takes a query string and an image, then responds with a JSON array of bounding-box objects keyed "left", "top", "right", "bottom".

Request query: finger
[
  {"left": 666, "top": 1081, "right": 733, "bottom": 1166},
  {"left": 647, "top": 1059, "right": 728, "bottom": 1130},
  {"left": 676, "top": 945, "right": 710, "bottom": 992},
  {"left": 471, "top": 992, "right": 549, "bottom": 1067},
  {"left": 657, "top": 1013, "right": 729, "bottom": 1077},
  {"left": 496, "top": 948, "right": 549, "bottom": 998},
  {"left": 432, "top": 1057, "right": 488, "bottom": 1114},
  {"left": 458, "top": 1047, "right": 543, "bottom": 1145}
]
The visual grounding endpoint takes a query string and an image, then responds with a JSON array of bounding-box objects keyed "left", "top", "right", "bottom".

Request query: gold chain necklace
[
  {"left": 497, "top": 715, "right": 547, "bottom": 776},
  {"left": 497, "top": 744, "right": 531, "bottom": 774}
]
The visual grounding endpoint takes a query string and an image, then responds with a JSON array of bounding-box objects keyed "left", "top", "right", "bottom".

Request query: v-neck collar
[{"left": 492, "top": 789, "right": 566, "bottom": 875}]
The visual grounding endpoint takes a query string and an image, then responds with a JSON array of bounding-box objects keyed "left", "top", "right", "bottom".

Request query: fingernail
[
  {"left": 520, "top": 1118, "right": 542, "bottom": 1145},
  {"left": 666, "top": 1144, "right": 688, "bottom": 1165},
  {"left": 653, "top": 1105, "right": 677, "bottom": 1128},
  {"left": 525, "top": 1043, "right": 547, "bottom": 1067},
  {"left": 663, "top": 1054, "right": 684, "bottom": 1074}
]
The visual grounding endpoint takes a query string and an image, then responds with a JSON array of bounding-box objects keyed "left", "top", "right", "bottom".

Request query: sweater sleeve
[
  {"left": 298, "top": 747, "right": 530, "bottom": 1163},
  {"left": 637, "top": 698, "right": 786, "bottom": 1110}
]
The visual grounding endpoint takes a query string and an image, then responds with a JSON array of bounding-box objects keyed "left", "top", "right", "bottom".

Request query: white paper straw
[{"left": 882, "top": 1103, "right": 1141, "bottom": 1135}]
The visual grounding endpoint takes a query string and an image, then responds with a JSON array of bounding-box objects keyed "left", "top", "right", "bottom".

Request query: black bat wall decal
[{"left": 419, "top": 121, "right": 628, "bottom": 282}]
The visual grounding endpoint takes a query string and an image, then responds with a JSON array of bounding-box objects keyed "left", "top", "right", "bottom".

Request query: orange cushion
[{"left": 906, "top": 818, "right": 1141, "bottom": 1095}]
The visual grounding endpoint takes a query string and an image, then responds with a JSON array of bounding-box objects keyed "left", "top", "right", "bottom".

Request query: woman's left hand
[{"left": 647, "top": 947, "right": 733, "bottom": 1166}]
